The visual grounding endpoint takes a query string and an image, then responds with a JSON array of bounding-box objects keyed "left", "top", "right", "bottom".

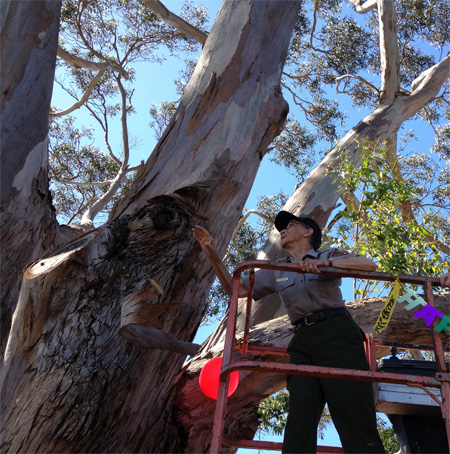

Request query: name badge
[{"left": 276, "top": 277, "right": 289, "bottom": 282}]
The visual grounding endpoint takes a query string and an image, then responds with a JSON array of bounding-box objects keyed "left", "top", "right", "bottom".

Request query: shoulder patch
[{"left": 331, "top": 249, "right": 351, "bottom": 257}]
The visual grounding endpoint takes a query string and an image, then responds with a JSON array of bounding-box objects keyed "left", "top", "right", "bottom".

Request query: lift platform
[{"left": 210, "top": 261, "right": 449, "bottom": 453}]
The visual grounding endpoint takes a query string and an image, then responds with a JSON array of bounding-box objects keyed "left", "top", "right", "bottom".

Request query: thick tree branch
[
  {"left": 57, "top": 46, "right": 128, "bottom": 78},
  {"left": 144, "top": 0, "right": 208, "bottom": 45},
  {"left": 410, "top": 53, "right": 450, "bottom": 99},
  {"left": 378, "top": 0, "right": 400, "bottom": 102}
]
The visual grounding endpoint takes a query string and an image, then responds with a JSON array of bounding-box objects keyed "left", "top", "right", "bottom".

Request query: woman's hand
[
  {"left": 192, "top": 225, "right": 217, "bottom": 258},
  {"left": 297, "top": 258, "right": 327, "bottom": 273},
  {"left": 192, "top": 225, "right": 248, "bottom": 297}
]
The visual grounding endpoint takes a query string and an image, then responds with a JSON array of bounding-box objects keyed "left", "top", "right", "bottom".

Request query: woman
[{"left": 193, "top": 211, "right": 385, "bottom": 453}]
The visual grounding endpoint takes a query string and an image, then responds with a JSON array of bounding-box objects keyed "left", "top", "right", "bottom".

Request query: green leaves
[
  {"left": 257, "top": 390, "right": 332, "bottom": 439},
  {"left": 334, "top": 141, "right": 448, "bottom": 296},
  {"left": 257, "top": 389, "right": 290, "bottom": 436}
]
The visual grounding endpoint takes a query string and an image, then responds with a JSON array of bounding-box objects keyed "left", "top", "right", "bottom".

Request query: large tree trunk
[
  {"left": 2, "top": 0, "right": 449, "bottom": 452},
  {"left": 0, "top": 1, "right": 302, "bottom": 452},
  {"left": 0, "top": 0, "right": 63, "bottom": 354}
]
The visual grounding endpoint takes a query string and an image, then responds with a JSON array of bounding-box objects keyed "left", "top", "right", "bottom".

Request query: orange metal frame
[{"left": 210, "top": 261, "right": 450, "bottom": 453}]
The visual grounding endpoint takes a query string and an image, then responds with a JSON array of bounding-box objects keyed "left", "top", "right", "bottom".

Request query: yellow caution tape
[{"left": 373, "top": 278, "right": 402, "bottom": 334}]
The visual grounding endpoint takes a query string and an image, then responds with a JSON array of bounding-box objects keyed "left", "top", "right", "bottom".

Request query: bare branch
[
  {"left": 85, "top": 99, "right": 122, "bottom": 166},
  {"left": 79, "top": 80, "right": 134, "bottom": 225},
  {"left": 348, "top": 0, "right": 378, "bottom": 13},
  {"left": 231, "top": 209, "right": 274, "bottom": 256},
  {"left": 57, "top": 46, "right": 128, "bottom": 79},
  {"left": 117, "top": 77, "right": 131, "bottom": 166},
  {"left": 78, "top": 74, "right": 135, "bottom": 226},
  {"left": 309, "top": 0, "right": 330, "bottom": 54},
  {"left": 336, "top": 74, "right": 380, "bottom": 96},
  {"left": 50, "top": 69, "right": 106, "bottom": 117},
  {"left": 144, "top": 0, "right": 208, "bottom": 45},
  {"left": 378, "top": 0, "right": 400, "bottom": 102},
  {"left": 78, "top": 167, "right": 128, "bottom": 226},
  {"left": 55, "top": 178, "right": 115, "bottom": 187},
  {"left": 127, "top": 163, "right": 144, "bottom": 173}
]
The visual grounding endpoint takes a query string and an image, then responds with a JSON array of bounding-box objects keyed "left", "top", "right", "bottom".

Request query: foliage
[
  {"left": 203, "top": 220, "right": 261, "bottom": 324},
  {"left": 332, "top": 141, "right": 448, "bottom": 297},
  {"left": 50, "top": 0, "right": 449, "bottom": 305},
  {"left": 257, "top": 389, "right": 332, "bottom": 439},
  {"left": 257, "top": 389, "right": 290, "bottom": 437},
  {"left": 377, "top": 416, "right": 400, "bottom": 454},
  {"left": 282, "top": 0, "right": 449, "bottom": 154},
  {"left": 49, "top": 116, "right": 133, "bottom": 224},
  {"left": 50, "top": 0, "right": 449, "bottom": 232},
  {"left": 203, "top": 193, "right": 288, "bottom": 324},
  {"left": 269, "top": 117, "right": 319, "bottom": 183}
]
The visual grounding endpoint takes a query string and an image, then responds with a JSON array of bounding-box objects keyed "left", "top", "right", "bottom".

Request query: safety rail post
[
  {"left": 424, "top": 280, "right": 450, "bottom": 441},
  {"left": 364, "top": 333, "right": 377, "bottom": 372},
  {"left": 210, "top": 266, "right": 258, "bottom": 453},
  {"left": 209, "top": 261, "right": 449, "bottom": 453},
  {"left": 241, "top": 267, "right": 255, "bottom": 356}
]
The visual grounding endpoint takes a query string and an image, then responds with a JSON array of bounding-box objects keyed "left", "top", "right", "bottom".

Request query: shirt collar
[{"left": 286, "top": 248, "right": 318, "bottom": 263}]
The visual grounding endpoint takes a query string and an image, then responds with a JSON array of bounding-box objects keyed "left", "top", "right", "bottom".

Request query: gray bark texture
[{"left": 1, "top": 0, "right": 449, "bottom": 452}]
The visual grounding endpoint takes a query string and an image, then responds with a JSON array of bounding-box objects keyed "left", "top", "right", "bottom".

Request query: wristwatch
[{"left": 328, "top": 258, "right": 333, "bottom": 267}]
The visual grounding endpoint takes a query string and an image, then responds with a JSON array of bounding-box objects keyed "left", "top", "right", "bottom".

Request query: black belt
[{"left": 295, "top": 307, "right": 349, "bottom": 329}]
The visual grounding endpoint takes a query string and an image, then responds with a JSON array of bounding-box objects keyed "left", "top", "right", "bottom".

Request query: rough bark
[
  {"left": 0, "top": 1, "right": 302, "bottom": 452},
  {"left": 144, "top": 0, "right": 208, "bottom": 44},
  {"left": 1, "top": 0, "right": 448, "bottom": 452}
]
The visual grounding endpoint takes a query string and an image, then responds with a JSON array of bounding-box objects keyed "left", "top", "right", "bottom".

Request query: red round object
[{"left": 199, "top": 357, "right": 239, "bottom": 399}]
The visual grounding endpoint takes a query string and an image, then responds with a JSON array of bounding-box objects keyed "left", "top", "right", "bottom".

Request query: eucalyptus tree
[
  {"left": 1, "top": 0, "right": 449, "bottom": 453},
  {"left": 1, "top": 1, "right": 302, "bottom": 452}
]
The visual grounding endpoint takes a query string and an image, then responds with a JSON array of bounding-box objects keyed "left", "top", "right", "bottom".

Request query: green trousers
[{"left": 282, "top": 314, "right": 385, "bottom": 454}]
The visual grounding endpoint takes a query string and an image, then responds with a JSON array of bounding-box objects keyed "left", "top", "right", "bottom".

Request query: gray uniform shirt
[{"left": 242, "top": 248, "right": 359, "bottom": 325}]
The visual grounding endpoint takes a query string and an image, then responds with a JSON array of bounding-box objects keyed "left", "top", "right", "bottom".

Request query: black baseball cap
[{"left": 274, "top": 211, "right": 322, "bottom": 250}]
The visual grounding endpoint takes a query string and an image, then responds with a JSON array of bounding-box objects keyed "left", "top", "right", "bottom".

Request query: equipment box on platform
[{"left": 375, "top": 357, "right": 448, "bottom": 417}]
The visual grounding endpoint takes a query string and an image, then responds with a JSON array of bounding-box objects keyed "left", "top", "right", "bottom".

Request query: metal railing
[{"left": 210, "top": 261, "right": 449, "bottom": 453}]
